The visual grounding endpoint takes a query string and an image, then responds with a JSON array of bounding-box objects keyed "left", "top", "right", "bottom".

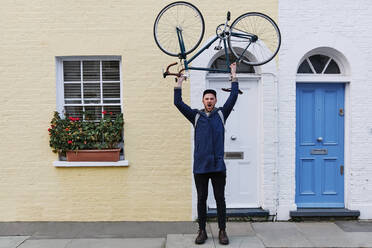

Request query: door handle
[{"left": 340, "top": 165, "right": 344, "bottom": 175}]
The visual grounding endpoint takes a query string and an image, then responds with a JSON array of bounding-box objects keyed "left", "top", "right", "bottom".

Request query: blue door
[{"left": 296, "top": 83, "right": 345, "bottom": 208}]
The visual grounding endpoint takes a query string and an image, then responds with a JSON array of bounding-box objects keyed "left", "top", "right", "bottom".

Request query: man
[{"left": 174, "top": 62, "right": 239, "bottom": 245}]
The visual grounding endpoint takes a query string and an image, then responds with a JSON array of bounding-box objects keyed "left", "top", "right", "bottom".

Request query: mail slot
[
  {"left": 224, "top": 152, "right": 244, "bottom": 159},
  {"left": 311, "top": 149, "right": 328, "bottom": 155}
]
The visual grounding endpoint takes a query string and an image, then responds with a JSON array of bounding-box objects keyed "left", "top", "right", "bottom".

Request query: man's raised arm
[
  {"left": 221, "top": 62, "right": 239, "bottom": 120},
  {"left": 174, "top": 75, "right": 197, "bottom": 125}
]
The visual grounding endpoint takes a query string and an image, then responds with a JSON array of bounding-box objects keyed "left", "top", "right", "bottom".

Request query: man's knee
[
  {"left": 214, "top": 194, "right": 225, "bottom": 203},
  {"left": 198, "top": 193, "right": 208, "bottom": 202}
]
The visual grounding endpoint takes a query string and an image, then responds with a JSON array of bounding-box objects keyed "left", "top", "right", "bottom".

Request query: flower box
[
  {"left": 49, "top": 110, "right": 124, "bottom": 162},
  {"left": 66, "top": 148, "right": 121, "bottom": 162}
]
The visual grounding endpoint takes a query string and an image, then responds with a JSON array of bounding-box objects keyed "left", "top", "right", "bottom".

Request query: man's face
[{"left": 202, "top": 93, "right": 217, "bottom": 112}]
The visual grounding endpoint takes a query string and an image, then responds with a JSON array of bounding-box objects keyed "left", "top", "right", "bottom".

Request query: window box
[{"left": 66, "top": 148, "right": 121, "bottom": 162}]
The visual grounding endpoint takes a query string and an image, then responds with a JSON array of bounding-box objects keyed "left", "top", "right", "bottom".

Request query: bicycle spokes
[
  {"left": 228, "top": 12, "right": 281, "bottom": 66},
  {"left": 154, "top": 2, "right": 205, "bottom": 57}
]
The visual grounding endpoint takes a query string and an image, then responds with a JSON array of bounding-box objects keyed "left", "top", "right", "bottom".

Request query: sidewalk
[{"left": 0, "top": 221, "right": 372, "bottom": 248}]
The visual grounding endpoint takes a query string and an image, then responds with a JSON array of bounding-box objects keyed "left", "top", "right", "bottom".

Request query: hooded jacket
[{"left": 174, "top": 81, "right": 239, "bottom": 174}]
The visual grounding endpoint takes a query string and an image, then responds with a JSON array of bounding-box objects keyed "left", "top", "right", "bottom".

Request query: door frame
[{"left": 295, "top": 77, "right": 350, "bottom": 210}]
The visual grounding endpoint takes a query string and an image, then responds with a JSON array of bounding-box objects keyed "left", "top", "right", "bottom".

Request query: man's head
[{"left": 202, "top": 89, "right": 217, "bottom": 112}]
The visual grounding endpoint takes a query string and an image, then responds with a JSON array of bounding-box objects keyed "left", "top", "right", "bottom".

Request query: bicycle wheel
[
  {"left": 228, "top": 12, "right": 281, "bottom": 66},
  {"left": 153, "top": 1, "right": 205, "bottom": 57}
]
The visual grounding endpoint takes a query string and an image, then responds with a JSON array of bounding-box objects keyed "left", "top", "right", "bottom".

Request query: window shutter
[{"left": 62, "top": 58, "right": 122, "bottom": 121}]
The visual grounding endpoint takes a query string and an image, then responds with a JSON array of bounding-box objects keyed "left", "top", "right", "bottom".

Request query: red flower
[
  {"left": 48, "top": 128, "right": 51, "bottom": 132},
  {"left": 65, "top": 128, "right": 69, "bottom": 131},
  {"left": 68, "top": 140, "right": 72, "bottom": 144},
  {"left": 109, "top": 112, "right": 113, "bottom": 115},
  {"left": 76, "top": 117, "right": 80, "bottom": 121},
  {"left": 51, "top": 125, "right": 55, "bottom": 128},
  {"left": 69, "top": 117, "right": 74, "bottom": 121},
  {"left": 102, "top": 110, "right": 107, "bottom": 115}
]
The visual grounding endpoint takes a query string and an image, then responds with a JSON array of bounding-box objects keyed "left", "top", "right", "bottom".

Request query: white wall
[{"left": 278, "top": 0, "right": 372, "bottom": 219}]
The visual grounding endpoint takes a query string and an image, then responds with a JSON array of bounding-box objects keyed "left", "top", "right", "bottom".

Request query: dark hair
[{"left": 203, "top": 89, "right": 216, "bottom": 98}]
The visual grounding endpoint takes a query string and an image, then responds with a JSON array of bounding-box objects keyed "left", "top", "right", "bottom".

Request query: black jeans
[{"left": 194, "top": 171, "right": 226, "bottom": 231}]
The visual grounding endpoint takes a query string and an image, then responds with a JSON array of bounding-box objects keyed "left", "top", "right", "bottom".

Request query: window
[
  {"left": 210, "top": 53, "right": 255, "bottom": 73},
  {"left": 55, "top": 56, "right": 124, "bottom": 162},
  {"left": 298, "top": 54, "right": 341, "bottom": 74},
  {"left": 57, "top": 57, "right": 122, "bottom": 121}
]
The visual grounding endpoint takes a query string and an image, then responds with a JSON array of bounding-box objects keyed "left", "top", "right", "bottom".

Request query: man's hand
[
  {"left": 230, "top": 62, "right": 237, "bottom": 79},
  {"left": 176, "top": 74, "right": 186, "bottom": 87}
]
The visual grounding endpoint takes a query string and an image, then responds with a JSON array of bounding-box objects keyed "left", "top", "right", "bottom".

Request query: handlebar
[
  {"left": 163, "top": 62, "right": 185, "bottom": 78},
  {"left": 227, "top": 11, "right": 231, "bottom": 21},
  {"left": 222, "top": 87, "right": 243, "bottom": 94}
]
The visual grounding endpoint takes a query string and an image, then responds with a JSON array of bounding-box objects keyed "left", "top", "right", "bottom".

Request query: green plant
[{"left": 49, "top": 110, "right": 124, "bottom": 155}]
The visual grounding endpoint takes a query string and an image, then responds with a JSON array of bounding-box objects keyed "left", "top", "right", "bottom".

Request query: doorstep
[
  {"left": 207, "top": 208, "right": 270, "bottom": 218},
  {"left": 290, "top": 208, "right": 360, "bottom": 218}
]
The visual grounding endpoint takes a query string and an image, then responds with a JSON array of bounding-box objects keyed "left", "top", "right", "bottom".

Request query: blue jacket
[{"left": 174, "top": 82, "right": 239, "bottom": 174}]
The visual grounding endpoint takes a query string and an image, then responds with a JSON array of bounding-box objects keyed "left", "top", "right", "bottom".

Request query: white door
[{"left": 207, "top": 77, "right": 259, "bottom": 208}]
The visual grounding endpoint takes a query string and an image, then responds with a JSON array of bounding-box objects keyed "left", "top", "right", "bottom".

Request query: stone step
[
  {"left": 207, "top": 208, "right": 270, "bottom": 218},
  {"left": 290, "top": 208, "right": 360, "bottom": 220}
]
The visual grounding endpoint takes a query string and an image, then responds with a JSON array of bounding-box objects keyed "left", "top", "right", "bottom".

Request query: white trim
[
  {"left": 344, "top": 82, "right": 351, "bottom": 210},
  {"left": 55, "top": 56, "right": 123, "bottom": 118},
  {"left": 306, "top": 57, "right": 316, "bottom": 74},
  {"left": 55, "top": 58, "right": 64, "bottom": 115},
  {"left": 56, "top": 56, "right": 121, "bottom": 61},
  {"left": 53, "top": 160, "right": 129, "bottom": 167},
  {"left": 296, "top": 74, "right": 351, "bottom": 82},
  {"left": 297, "top": 47, "right": 350, "bottom": 76},
  {"left": 321, "top": 57, "right": 332, "bottom": 74}
]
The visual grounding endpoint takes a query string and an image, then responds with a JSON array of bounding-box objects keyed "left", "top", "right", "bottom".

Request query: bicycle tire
[
  {"left": 228, "top": 12, "right": 281, "bottom": 66},
  {"left": 153, "top": 1, "right": 205, "bottom": 57}
]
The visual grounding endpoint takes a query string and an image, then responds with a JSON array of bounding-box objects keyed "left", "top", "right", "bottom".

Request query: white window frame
[{"left": 54, "top": 56, "right": 128, "bottom": 167}]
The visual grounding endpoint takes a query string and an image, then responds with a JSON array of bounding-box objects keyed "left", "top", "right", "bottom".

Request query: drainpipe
[{"left": 260, "top": 72, "right": 280, "bottom": 221}]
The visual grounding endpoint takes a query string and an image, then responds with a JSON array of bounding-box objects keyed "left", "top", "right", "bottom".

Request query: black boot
[
  {"left": 218, "top": 229, "right": 229, "bottom": 245},
  {"left": 195, "top": 229, "right": 208, "bottom": 244}
]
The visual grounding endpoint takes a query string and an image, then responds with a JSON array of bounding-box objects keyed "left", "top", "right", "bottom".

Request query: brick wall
[
  {"left": 278, "top": 0, "right": 372, "bottom": 219},
  {"left": 0, "top": 0, "right": 277, "bottom": 221}
]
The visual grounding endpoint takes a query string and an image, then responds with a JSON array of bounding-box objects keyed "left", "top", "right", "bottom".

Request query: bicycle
[{"left": 153, "top": 1, "right": 281, "bottom": 81}]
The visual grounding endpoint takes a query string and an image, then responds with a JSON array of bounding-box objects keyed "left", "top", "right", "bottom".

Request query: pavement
[{"left": 0, "top": 221, "right": 372, "bottom": 248}]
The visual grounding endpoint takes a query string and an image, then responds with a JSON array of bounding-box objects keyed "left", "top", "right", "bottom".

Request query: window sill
[{"left": 53, "top": 160, "right": 129, "bottom": 167}]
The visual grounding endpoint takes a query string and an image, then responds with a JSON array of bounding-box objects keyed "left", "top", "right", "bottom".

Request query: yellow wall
[{"left": 0, "top": 0, "right": 277, "bottom": 221}]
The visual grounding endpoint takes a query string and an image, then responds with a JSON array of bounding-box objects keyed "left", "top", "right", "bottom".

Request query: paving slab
[
  {"left": 336, "top": 221, "right": 372, "bottom": 232},
  {"left": 295, "top": 222, "right": 357, "bottom": 247},
  {"left": 252, "top": 222, "right": 314, "bottom": 247},
  {"left": 166, "top": 234, "right": 214, "bottom": 248},
  {"left": 343, "top": 232, "right": 372, "bottom": 248},
  {"left": 0, "top": 236, "right": 29, "bottom": 248},
  {"left": 0, "top": 222, "right": 198, "bottom": 239},
  {"left": 209, "top": 222, "right": 255, "bottom": 238},
  {"left": 17, "top": 239, "right": 72, "bottom": 248},
  {"left": 66, "top": 238, "right": 165, "bottom": 248},
  {"left": 215, "top": 236, "right": 265, "bottom": 248}
]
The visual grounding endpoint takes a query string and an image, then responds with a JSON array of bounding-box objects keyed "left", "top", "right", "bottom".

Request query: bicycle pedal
[{"left": 214, "top": 46, "right": 222, "bottom": 50}]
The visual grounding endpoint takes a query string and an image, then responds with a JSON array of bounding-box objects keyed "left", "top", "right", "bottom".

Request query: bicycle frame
[{"left": 176, "top": 27, "right": 253, "bottom": 73}]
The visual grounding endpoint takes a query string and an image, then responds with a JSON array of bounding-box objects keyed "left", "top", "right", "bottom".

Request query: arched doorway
[{"left": 295, "top": 51, "right": 347, "bottom": 208}]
